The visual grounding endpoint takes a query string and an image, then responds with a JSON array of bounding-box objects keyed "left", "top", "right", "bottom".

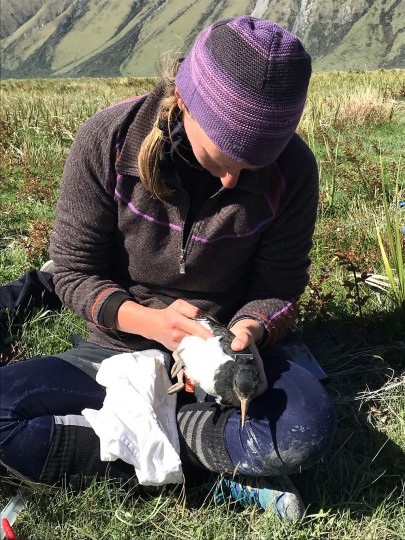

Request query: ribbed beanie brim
[{"left": 175, "top": 16, "right": 312, "bottom": 166}]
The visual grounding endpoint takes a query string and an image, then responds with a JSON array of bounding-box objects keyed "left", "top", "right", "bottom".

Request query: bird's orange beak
[{"left": 240, "top": 398, "right": 250, "bottom": 427}]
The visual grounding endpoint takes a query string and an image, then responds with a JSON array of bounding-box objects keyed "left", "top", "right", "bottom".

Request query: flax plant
[
  {"left": 321, "top": 133, "right": 340, "bottom": 212},
  {"left": 374, "top": 160, "right": 405, "bottom": 308}
]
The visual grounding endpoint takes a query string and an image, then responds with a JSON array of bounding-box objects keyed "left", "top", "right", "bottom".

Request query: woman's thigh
[
  {"left": 0, "top": 356, "right": 105, "bottom": 423},
  {"left": 0, "top": 356, "right": 106, "bottom": 479}
]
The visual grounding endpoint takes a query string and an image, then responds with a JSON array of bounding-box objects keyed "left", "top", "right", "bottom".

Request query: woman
[{"left": 0, "top": 16, "right": 336, "bottom": 520}]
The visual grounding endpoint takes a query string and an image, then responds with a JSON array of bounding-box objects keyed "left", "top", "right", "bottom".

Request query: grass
[
  {"left": 1, "top": 70, "right": 405, "bottom": 539},
  {"left": 374, "top": 160, "right": 405, "bottom": 307}
]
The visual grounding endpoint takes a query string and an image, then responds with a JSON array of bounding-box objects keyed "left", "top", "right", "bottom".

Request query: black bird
[{"left": 168, "top": 315, "right": 259, "bottom": 425}]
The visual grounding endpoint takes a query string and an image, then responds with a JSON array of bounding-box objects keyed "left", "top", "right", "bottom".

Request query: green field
[{"left": 0, "top": 71, "right": 404, "bottom": 539}]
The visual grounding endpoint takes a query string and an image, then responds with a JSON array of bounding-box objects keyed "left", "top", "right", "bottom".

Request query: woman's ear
[{"left": 175, "top": 88, "right": 185, "bottom": 111}]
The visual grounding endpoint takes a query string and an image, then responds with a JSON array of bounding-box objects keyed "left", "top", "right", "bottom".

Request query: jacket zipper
[
  {"left": 179, "top": 189, "right": 224, "bottom": 274},
  {"left": 179, "top": 249, "right": 186, "bottom": 274}
]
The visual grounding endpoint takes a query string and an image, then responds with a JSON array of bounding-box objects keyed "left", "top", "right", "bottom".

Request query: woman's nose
[{"left": 220, "top": 170, "right": 240, "bottom": 188}]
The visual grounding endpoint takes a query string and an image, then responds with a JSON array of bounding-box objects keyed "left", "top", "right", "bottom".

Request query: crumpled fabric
[{"left": 82, "top": 350, "right": 183, "bottom": 486}]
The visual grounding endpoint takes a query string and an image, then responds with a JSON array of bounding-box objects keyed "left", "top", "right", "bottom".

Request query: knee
[
  {"left": 261, "top": 360, "right": 337, "bottom": 473},
  {"left": 224, "top": 383, "right": 337, "bottom": 476},
  {"left": 275, "top": 394, "right": 337, "bottom": 472}
]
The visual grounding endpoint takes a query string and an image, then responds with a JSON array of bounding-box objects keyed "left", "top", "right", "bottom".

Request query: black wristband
[{"left": 97, "top": 290, "right": 134, "bottom": 330}]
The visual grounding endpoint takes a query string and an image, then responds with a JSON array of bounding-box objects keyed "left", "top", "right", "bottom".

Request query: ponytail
[{"left": 138, "top": 60, "right": 181, "bottom": 199}]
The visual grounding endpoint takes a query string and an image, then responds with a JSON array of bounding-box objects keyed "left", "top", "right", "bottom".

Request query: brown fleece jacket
[{"left": 50, "top": 83, "right": 318, "bottom": 353}]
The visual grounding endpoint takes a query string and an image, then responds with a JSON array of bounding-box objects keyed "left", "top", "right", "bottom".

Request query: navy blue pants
[{"left": 0, "top": 341, "right": 336, "bottom": 484}]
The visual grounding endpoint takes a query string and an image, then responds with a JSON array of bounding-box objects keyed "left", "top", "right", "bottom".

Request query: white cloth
[{"left": 82, "top": 350, "right": 183, "bottom": 486}]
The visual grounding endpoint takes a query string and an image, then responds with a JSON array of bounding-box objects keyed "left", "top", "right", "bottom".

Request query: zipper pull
[{"left": 179, "top": 250, "right": 186, "bottom": 274}]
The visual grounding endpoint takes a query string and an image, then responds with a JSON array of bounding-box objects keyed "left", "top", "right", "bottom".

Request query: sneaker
[
  {"left": 40, "top": 260, "right": 56, "bottom": 274},
  {"left": 212, "top": 474, "right": 305, "bottom": 521}
]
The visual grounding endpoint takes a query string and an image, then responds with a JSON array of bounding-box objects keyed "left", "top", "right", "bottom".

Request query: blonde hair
[{"left": 138, "top": 60, "right": 181, "bottom": 199}]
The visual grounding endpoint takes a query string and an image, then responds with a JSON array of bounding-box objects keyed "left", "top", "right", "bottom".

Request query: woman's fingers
[
  {"left": 150, "top": 300, "right": 213, "bottom": 350},
  {"left": 169, "top": 298, "right": 201, "bottom": 318}
]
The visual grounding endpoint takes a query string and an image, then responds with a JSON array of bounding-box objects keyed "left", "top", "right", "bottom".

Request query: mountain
[{"left": 1, "top": 0, "right": 404, "bottom": 79}]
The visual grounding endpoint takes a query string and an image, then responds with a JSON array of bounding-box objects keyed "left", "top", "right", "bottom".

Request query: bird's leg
[
  {"left": 167, "top": 368, "right": 186, "bottom": 394},
  {"left": 171, "top": 348, "right": 185, "bottom": 377},
  {"left": 167, "top": 349, "right": 186, "bottom": 394}
]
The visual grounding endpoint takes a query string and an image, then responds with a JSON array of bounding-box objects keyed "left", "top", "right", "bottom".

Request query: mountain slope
[
  {"left": 1, "top": 0, "right": 404, "bottom": 78},
  {"left": 0, "top": 0, "right": 46, "bottom": 39}
]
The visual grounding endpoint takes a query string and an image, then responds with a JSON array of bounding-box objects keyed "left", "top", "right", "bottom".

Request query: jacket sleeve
[
  {"left": 229, "top": 137, "right": 319, "bottom": 347},
  {"left": 50, "top": 110, "right": 130, "bottom": 328}
]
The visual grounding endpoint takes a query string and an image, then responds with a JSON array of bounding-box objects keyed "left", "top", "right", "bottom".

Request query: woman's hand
[
  {"left": 229, "top": 319, "right": 268, "bottom": 398},
  {"left": 116, "top": 299, "right": 213, "bottom": 351}
]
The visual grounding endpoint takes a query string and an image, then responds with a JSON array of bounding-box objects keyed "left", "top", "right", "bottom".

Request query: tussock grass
[
  {"left": 300, "top": 70, "right": 404, "bottom": 136},
  {"left": 1, "top": 71, "right": 404, "bottom": 539}
]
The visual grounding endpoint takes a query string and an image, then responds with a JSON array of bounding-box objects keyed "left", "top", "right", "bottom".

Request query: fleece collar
[{"left": 115, "top": 83, "right": 165, "bottom": 177}]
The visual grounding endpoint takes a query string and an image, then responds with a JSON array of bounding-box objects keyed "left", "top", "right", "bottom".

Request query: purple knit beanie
[{"left": 175, "top": 16, "right": 311, "bottom": 166}]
